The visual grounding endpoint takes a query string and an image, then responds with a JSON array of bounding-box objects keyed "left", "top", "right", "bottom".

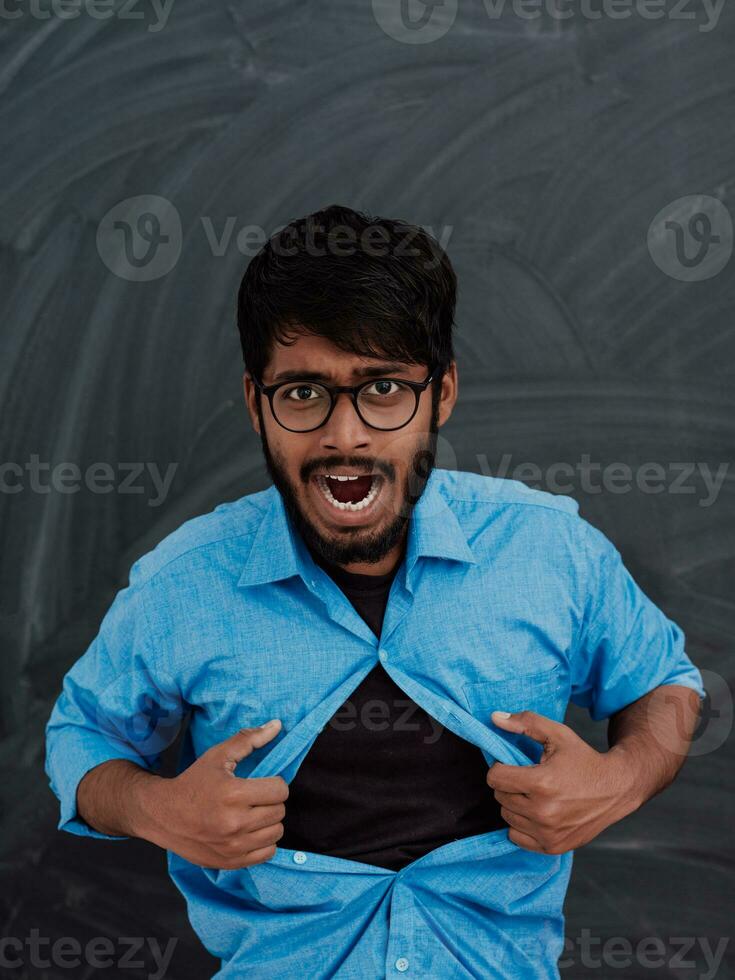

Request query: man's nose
[{"left": 318, "top": 392, "right": 371, "bottom": 450}]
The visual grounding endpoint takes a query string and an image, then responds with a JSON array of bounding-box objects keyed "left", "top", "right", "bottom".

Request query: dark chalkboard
[{"left": 1, "top": 3, "right": 733, "bottom": 978}]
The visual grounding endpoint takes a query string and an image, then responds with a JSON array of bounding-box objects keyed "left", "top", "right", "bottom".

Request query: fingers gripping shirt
[{"left": 43, "top": 469, "right": 707, "bottom": 979}]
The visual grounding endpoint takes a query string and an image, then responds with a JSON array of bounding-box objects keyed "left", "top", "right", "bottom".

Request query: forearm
[
  {"left": 606, "top": 684, "right": 702, "bottom": 810},
  {"left": 76, "top": 759, "right": 169, "bottom": 840}
]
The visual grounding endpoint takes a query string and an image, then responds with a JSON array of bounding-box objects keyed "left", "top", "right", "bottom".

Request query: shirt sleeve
[
  {"left": 570, "top": 520, "right": 707, "bottom": 722},
  {"left": 44, "top": 562, "right": 185, "bottom": 840}
]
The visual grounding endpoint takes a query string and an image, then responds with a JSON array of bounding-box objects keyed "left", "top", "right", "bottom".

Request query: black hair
[{"left": 236, "top": 204, "right": 456, "bottom": 390}]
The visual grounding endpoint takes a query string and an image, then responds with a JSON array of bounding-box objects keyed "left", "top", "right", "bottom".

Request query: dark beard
[{"left": 255, "top": 393, "right": 440, "bottom": 568}]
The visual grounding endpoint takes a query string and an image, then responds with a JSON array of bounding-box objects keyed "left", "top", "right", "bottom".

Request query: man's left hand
[{"left": 485, "top": 710, "right": 641, "bottom": 854}]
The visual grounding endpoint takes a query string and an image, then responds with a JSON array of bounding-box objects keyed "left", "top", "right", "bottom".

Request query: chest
[{"left": 171, "top": 563, "right": 577, "bottom": 767}]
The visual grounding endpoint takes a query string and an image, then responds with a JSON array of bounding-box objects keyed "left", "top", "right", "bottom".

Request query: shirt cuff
[
  {"left": 45, "top": 732, "right": 153, "bottom": 840},
  {"left": 589, "top": 665, "right": 707, "bottom": 722}
]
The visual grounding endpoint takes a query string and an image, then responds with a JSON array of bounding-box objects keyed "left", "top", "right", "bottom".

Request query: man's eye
[
  {"left": 285, "top": 385, "right": 322, "bottom": 400},
  {"left": 366, "top": 380, "right": 398, "bottom": 396}
]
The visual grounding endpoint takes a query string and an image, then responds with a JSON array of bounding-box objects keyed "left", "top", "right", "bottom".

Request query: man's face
[{"left": 243, "top": 332, "right": 457, "bottom": 571}]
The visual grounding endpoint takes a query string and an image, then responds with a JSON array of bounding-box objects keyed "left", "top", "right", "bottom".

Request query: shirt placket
[{"left": 384, "top": 878, "right": 416, "bottom": 976}]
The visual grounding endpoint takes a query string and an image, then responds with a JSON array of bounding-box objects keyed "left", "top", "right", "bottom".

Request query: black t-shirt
[{"left": 278, "top": 543, "right": 508, "bottom": 871}]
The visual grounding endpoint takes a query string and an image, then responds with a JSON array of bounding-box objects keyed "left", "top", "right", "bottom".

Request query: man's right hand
[{"left": 141, "top": 719, "right": 289, "bottom": 870}]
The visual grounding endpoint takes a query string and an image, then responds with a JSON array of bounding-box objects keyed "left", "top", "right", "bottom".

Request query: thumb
[
  {"left": 212, "top": 719, "right": 282, "bottom": 772},
  {"left": 490, "top": 709, "right": 562, "bottom": 746}
]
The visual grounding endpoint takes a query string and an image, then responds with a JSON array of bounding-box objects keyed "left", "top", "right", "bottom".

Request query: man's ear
[
  {"left": 242, "top": 372, "right": 261, "bottom": 436},
  {"left": 437, "top": 360, "right": 458, "bottom": 428}
]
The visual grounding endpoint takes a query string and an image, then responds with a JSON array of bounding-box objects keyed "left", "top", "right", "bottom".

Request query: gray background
[{"left": 1, "top": 1, "right": 733, "bottom": 977}]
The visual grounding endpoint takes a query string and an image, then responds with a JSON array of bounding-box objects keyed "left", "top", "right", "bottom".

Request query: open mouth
[{"left": 313, "top": 473, "right": 382, "bottom": 513}]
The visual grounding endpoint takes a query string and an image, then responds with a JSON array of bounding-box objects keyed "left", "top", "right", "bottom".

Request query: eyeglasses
[{"left": 251, "top": 366, "right": 439, "bottom": 433}]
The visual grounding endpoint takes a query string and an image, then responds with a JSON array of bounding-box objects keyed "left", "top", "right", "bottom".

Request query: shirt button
[
  {"left": 293, "top": 851, "right": 307, "bottom": 864},
  {"left": 379, "top": 649, "right": 388, "bottom": 662},
  {"left": 395, "top": 957, "right": 409, "bottom": 972}
]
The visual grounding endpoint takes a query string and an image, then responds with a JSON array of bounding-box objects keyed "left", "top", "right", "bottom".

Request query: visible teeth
[
  {"left": 325, "top": 474, "right": 360, "bottom": 481},
  {"left": 316, "top": 475, "right": 380, "bottom": 511}
]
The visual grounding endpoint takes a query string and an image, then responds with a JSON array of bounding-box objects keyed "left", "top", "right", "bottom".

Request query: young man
[{"left": 45, "top": 205, "right": 705, "bottom": 979}]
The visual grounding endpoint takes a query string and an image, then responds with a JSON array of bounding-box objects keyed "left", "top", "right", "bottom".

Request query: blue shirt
[{"left": 44, "top": 468, "right": 706, "bottom": 979}]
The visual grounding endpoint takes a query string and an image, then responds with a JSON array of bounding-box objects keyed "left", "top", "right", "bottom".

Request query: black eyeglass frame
[{"left": 250, "top": 365, "right": 440, "bottom": 433}]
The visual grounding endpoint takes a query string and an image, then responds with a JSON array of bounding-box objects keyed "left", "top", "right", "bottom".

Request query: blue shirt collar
[{"left": 238, "top": 468, "right": 477, "bottom": 589}]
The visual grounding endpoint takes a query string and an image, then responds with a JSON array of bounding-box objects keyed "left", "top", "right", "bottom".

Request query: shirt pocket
[{"left": 461, "top": 664, "right": 568, "bottom": 762}]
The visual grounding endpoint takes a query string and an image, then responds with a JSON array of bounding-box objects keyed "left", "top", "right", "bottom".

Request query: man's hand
[
  {"left": 139, "top": 719, "right": 289, "bottom": 870},
  {"left": 485, "top": 710, "right": 640, "bottom": 855}
]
